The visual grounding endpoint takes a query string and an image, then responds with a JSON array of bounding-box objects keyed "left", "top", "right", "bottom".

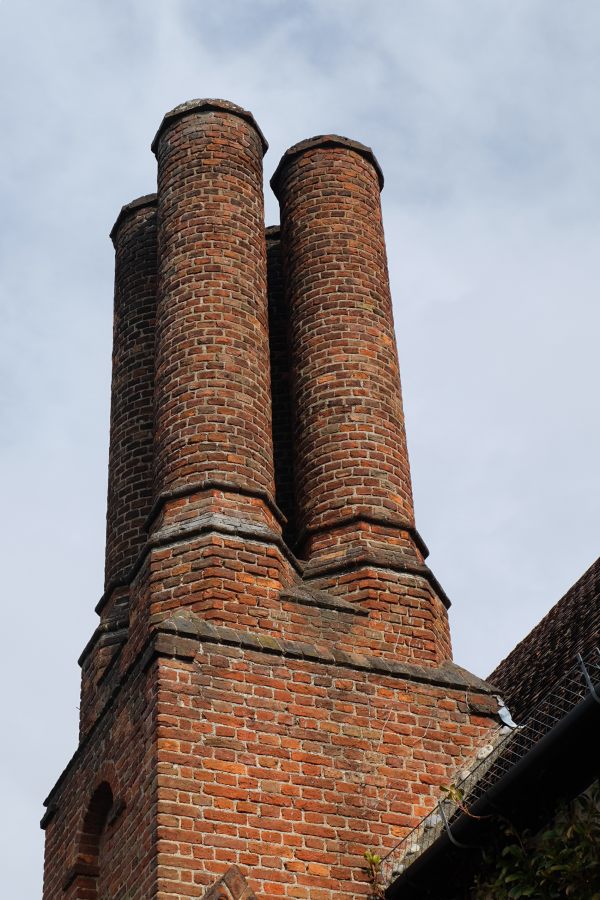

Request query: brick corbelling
[
  {"left": 62, "top": 860, "right": 99, "bottom": 891},
  {"left": 94, "top": 513, "right": 435, "bottom": 633},
  {"left": 40, "top": 802, "right": 58, "bottom": 830},
  {"left": 145, "top": 479, "right": 286, "bottom": 533},
  {"left": 279, "top": 584, "right": 370, "bottom": 617},
  {"left": 302, "top": 549, "right": 451, "bottom": 609},
  {"left": 153, "top": 614, "right": 495, "bottom": 694},
  {"left": 147, "top": 558, "right": 444, "bottom": 714},
  {"left": 150, "top": 511, "right": 287, "bottom": 554},
  {"left": 87, "top": 519, "right": 446, "bottom": 677},
  {"left": 153, "top": 101, "right": 275, "bottom": 503},
  {"left": 45, "top": 613, "right": 497, "bottom": 819},
  {"left": 104, "top": 195, "right": 157, "bottom": 590},
  {"left": 96, "top": 566, "right": 142, "bottom": 617},
  {"left": 94, "top": 485, "right": 294, "bottom": 620},
  {"left": 78, "top": 615, "right": 129, "bottom": 667}
]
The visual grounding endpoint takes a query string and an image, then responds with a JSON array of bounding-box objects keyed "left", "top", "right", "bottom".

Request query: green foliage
[
  {"left": 364, "top": 849, "right": 385, "bottom": 899},
  {"left": 472, "top": 781, "right": 600, "bottom": 899},
  {"left": 441, "top": 783, "right": 465, "bottom": 805},
  {"left": 441, "top": 782, "right": 490, "bottom": 820}
]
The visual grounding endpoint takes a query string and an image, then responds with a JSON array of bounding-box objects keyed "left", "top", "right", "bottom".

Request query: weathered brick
[
  {"left": 42, "top": 100, "right": 499, "bottom": 900},
  {"left": 104, "top": 194, "right": 157, "bottom": 591}
]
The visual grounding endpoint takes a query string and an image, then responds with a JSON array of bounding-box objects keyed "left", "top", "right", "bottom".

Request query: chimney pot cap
[
  {"left": 151, "top": 98, "right": 268, "bottom": 156},
  {"left": 110, "top": 193, "right": 157, "bottom": 243},
  {"left": 270, "top": 134, "right": 384, "bottom": 198}
]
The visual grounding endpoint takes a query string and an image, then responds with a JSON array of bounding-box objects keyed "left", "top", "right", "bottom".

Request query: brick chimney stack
[
  {"left": 78, "top": 195, "right": 158, "bottom": 734},
  {"left": 42, "top": 100, "right": 498, "bottom": 900},
  {"left": 271, "top": 137, "right": 414, "bottom": 548},
  {"left": 140, "top": 99, "right": 291, "bottom": 632},
  {"left": 272, "top": 136, "right": 451, "bottom": 664},
  {"left": 104, "top": 195, "right": 157, "bottom": 596},
  {"left": 151, "top": 99, "right": 274, "bottom": 503}
]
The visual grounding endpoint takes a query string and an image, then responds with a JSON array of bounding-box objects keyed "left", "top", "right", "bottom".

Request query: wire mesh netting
[{"left": 380, "top": 647, "right": 600, "bottom": 886}]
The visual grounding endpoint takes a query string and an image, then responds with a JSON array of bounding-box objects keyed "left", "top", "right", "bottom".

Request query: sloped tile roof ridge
[{"left": 489, "top": 553, "right": 600, "bottom": 721}]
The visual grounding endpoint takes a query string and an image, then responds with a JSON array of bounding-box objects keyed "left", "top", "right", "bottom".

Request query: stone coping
[
  {"left": 44, "top": 615, "right": 497, "bottom": 817},
  {"left": 271, "top": 134, "right": 384, "bottom": 197},
  {"left": 151, "top": 98, "right": 268, "bottom": 156},
  {"left": 109, "top": 193, "right": 157, "bottom": 243}
]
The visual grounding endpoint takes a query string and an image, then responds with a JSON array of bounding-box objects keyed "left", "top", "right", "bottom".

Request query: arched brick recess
[
  {"left": 62, "top": 782, "right": 113, "bottom": 899},
  {"left": 79, "top": 782, "right": 113, "bottom": 898}
]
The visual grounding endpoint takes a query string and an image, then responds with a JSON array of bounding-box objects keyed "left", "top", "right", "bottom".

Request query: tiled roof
[{"left": 489, "top": 555, "right": 600, "bottom": 722}]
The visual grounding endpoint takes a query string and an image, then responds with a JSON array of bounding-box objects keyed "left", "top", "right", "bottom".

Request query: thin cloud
[{"left": 1, "top": 2, "right": 598, "bottom": 894}]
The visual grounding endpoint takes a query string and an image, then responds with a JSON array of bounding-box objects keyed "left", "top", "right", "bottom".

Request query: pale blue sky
[{"left": 1, "top": 1, "right": 599, "bottom": 894}]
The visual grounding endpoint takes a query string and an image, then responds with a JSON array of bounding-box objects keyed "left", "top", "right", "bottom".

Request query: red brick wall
[
  {"left": 44, "top": 626, "right": 497, "bottom": 900},
  {"left": 152, "top": 645, "right": 494, "bottom": 898},
  {"left": 42, "top": 658, "right": 159, "bottom": 899}
]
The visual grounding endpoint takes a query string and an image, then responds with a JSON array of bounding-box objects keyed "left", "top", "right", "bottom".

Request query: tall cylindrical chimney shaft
[
  {"left": 104, "top": 195, "right": 157, "bottom": 590},
  {"left": 152, "top": 99, "right": 275, "bottom": 504},
  {"left": 272, "top": 137, "right": 415, "bottom": 556}
]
